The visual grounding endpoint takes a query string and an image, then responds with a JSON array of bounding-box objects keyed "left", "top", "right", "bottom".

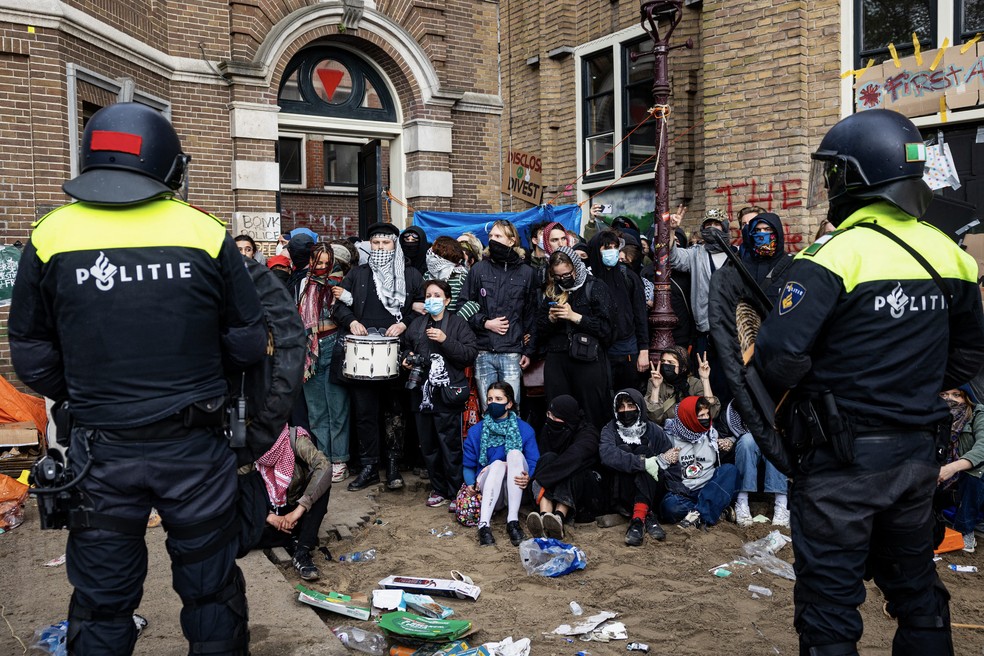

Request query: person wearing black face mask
[
  {"left": 400, "top": 226, "right": 430, "bottom": 274},
  {"left": 526, "top": 395, "right": 602, "bottom": 540},
  {"left": 536, "top": 248, "right": 614, "bottom": 429},
  {"left": 599, "top": 388, "right": 674, "bottom": 546},
  {"left": 645, "top": 346, "right": 719, "bottom": 426},
  {"left": 936, "top": 386, "right": 984, "bottom": 554},
  {"left": 465, "top": 220, "right": 538, "bottom": 414}
]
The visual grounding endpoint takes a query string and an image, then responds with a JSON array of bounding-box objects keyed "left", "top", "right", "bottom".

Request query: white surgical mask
[{"left": 424, "top": 298, "right": 445, "bottom": 316}]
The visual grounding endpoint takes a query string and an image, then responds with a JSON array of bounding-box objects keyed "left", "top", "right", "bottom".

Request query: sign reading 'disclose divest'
[
  {"left": 501, "top": 150, "right": 543, "bottom": 205},
  {"left": 232, "top": 212, "right": 282, "bottom": 241}
]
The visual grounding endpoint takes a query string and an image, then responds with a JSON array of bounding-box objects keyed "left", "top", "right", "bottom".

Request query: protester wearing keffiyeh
[
  {"left": 256, "top": 425, "right": 301, "bottom": 509},
  {"left": 367, "top": 229, "right": 407, "bottom": 321}
]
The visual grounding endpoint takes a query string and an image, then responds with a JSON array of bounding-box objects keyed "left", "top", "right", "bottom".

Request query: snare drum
[{"left": 342, "top": 334, "right": 400, "bottom": 380}]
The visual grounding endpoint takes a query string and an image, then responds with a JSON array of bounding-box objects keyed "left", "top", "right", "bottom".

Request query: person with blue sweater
[{"left": 463, "top": 381, "right": 539, "bottom": 547}]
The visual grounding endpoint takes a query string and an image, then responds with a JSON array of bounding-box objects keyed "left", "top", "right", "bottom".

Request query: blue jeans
[
  {"left": 304, "top": 334, "right": 351, "bottom": 462},
  {"left": 735, "top": 432, "right": 788, "bottom": 494},
  {"left": 953, "top": 473, "right": 984, "bottom": 535},
  {"left": 474, "top": 351, "right": 522, "bottom": 412},
  {"left": 660, "top": 463, "right": 738, "bottom": 525}
]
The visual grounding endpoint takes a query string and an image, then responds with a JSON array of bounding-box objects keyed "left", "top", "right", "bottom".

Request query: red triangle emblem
[{"left": 316, "top": 68, "right": 345, "bottom": 102}]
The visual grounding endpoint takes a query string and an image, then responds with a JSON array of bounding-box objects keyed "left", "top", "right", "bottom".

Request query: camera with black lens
[{"left": 402, "top": 350, "right": 430, "bottom": 390}]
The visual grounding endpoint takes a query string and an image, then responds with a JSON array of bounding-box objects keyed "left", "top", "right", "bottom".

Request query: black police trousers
[
  {"left": 791, "top": 432, "right": 953, "bottom": 656},
  {"left": 65, "top": 424, "right": 247, "bottom": 656}
]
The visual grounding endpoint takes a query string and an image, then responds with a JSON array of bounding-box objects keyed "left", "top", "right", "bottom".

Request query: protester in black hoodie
[
  {"left": 588, "top": 229, "right": 649, "bottom": 393},
  {"left": 285, "top": 233, "right": 315, "bottom": 302},
  {"left": 527, "top": 395, "right": 602, "bottom": 539},
  {"left": 400, "top": 226, "right": 430, "bottom": 274},
  {"left": 736, "top": 212, "right": 792, "bottom": 305}
]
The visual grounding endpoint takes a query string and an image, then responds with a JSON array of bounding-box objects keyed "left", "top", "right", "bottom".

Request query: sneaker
[
  {"left": 644, "top": 512, "right": 666, "bottom": 542},
  {"left": 773, "top": 503, "right": 790, "bottom": 528},
  {"left": 331, "top": 462, "right": 348, "bottom": 483},
  {"left": 477, "top": 525, "right": 495, "bottom": 546},
  {"left": 963, "top": 532, "right": 977, "bottom": 553},
  {"left": 426, "top": 492, "right": 447, "bottom": 507},
  {"left": 735, "top": 499, "right": 753, "bottom": 528},
  {"left": 625, "top": 518, "right": 645, "bottom": 546},
  {"left": 292, "top": 549, "right": 320, "bottom": 581},
  {"left": 506, "top": 520, "right": 526, "bottom": 546},
  {"left": 542, "top": 512, "right": 565, "bottom": 540},
  {"left": 526, "top": 511, "right": 545, "bottom": 538},
  {"left": 721, "top": 505, "right": 737, "bottom": 524},
  {"left": 677, "top": 509, "right": 703, "bottom": 530},
  {"left": 448, "top": 501, "right": 457, "bottom": 513}
]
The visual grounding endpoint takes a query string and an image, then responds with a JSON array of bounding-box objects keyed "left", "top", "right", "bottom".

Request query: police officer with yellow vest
[
  {"left": 754, "top": 109, "right": 984, "bottom": 656},
  {"left": 9, "top": 103, "right": 266, "bottom": 655}
]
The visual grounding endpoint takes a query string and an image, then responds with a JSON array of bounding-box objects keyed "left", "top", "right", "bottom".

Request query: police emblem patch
[{"left": 778, "top": 281, "right": 806, "bottom": 316}]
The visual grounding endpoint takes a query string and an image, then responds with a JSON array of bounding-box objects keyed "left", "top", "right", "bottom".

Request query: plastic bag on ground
[
  {"left": 518, "top": 538, "right": 587, "bottom": 577},
  {"left": 740, "top": 530, "right": 795, "bottom": 581}
]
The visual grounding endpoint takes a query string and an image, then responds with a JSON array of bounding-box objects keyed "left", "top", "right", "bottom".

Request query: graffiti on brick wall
[
  {"left": 280, "top": 210, "right": 358, "bottom": 239},
  {"left": 714, "top": 178, "right": 804, "bottom": 252}
]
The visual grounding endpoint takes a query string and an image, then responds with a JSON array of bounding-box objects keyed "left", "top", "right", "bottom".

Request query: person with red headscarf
[{"left": 658, "top": 395, "right": 738, "bottom": 530}]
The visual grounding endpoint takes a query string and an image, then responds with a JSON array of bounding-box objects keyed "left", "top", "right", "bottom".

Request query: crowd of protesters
[{"left": 237, "top": 201, "right": 984, "bottom": 579}]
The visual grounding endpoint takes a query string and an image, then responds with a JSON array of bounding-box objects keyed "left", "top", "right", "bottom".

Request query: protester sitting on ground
[
  {"left": 937, "top": 386, "right": 984, "bottom": 553},
  {"left": 403, "top": 280, "right": 478, "bottom": 508},
  {"left": 659, "top": 396, "right": 737, "bottom": 530},
  {"left": 726, "top": 401, "right": 788, "bottom": 528},
  {"left": 299, "top": 243, "right": 351, "bottom": 482},
  {"left": 645, "top": 346, "right": 718, "bottom": 425},
  {"left": 537, "top": 247, "right": 613, "bottom": 428},
  {"left": 599, "top": 388, "right": 673, "bottom": 546},
  {"left": 527, "top": 395, "right": 602, "bottom": 540},
  {"left": 249, "top": 425, "right": 332, "bottom": 581},
  {"left": 462, "top": 382, "right": 540, "bottom": 547}
]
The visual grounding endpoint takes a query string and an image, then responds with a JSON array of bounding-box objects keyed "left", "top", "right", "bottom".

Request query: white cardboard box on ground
[{"left": 377, "top": 575, "right": 481, "bottom": 600}]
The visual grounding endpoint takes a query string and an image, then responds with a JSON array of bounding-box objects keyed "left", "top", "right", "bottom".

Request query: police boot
[
  {"left": 347, "top": 464, "right": 380, "bottom": 491},
  {"left": 386, "top": 459, "right": 404, "bottom": 490}
]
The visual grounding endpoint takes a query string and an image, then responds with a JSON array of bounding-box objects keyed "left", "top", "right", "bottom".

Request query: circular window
[{"left": 312, "top": 59, "right": 353, "bottom": 105}]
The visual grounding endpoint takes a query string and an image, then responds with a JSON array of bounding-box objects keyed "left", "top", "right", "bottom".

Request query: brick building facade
[{"left": 1, "top": 0, "right": 982, "bottom": 387}]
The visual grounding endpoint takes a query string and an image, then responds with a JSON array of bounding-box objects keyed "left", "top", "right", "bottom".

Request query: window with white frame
[
  {"left": 578, "top": 30, "right": 659, "bottom": 184},
  {"left": 854, "top": 1, "right": 984, "bottom": 68}
]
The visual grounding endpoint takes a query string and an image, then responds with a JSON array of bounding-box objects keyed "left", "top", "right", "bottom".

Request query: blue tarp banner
[{"left": 412, "top": 205, "right": 582, "bottom": 247}]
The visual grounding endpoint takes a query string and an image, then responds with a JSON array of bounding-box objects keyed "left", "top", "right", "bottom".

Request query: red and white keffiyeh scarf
[{"left": 255, "top": 425, "right": 303, "bottom": 508}]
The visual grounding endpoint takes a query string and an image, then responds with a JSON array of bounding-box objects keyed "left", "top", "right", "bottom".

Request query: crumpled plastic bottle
[
  {"left": 332, "top": 625, "right": 387, "bottom": 655},
  {"left": 337, "top": 548, "right": 377, "bottom": 563}
]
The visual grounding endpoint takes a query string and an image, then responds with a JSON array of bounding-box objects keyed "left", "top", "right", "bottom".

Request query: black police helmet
[
  {"left": 807, "top": 109, "right": 932, "bottom": 221},
  {"left": 63, "top": 103, "right": 190, "bottom": 205}
]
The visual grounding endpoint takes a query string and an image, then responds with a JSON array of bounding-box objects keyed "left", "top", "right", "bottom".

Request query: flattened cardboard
[
  {"left": 295, "top": 585, "right": 371, "bottom": 620},
  {"left": 854, "top": 61, "right": 885, "bottom": 112},
  {"left": 944, "top": 43, "right": 983, "bottom": 110},
  {"left": 883, "top": 55, "right": 940, "bottom": 118},
  {"left": 0, "top": 421, "right": 40, "bottom": 448},
  {"left": 378, "top": 575, "right": 481, "bottom": 601}
]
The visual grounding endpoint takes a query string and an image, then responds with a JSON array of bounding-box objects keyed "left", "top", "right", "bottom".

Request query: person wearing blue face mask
[
  {"left": 402, "top": 280, "right": 478, "bottom": 508},
  {"left": 587, "top": 229, "right": 649, "bottom": 394},
  {"left": 462, "top": 381, "right": 540, "bottom": 546}
]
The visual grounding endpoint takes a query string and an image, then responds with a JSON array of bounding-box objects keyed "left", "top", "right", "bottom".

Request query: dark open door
[
  {"left": 358, "top": 139, "right": 382, "bottom": 238},
  {"left": 920, "top": 124, "right": 984, "bottom": 218}
]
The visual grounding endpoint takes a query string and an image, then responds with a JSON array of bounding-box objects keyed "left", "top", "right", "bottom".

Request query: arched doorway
[{"left": 276, "top": 44, "right": 403, "bottom": 239}]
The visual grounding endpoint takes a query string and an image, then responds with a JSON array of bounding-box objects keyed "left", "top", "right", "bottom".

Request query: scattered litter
[
  {"left": 333, "top": 624, "right": 387, "bottom": 655},
  {"left": 948, "top": 564, "right": 978, "bottom": 573},
  {"left": 552, "top": 611, "right": 618, "bottom": 636},
  {"left": 404, "top": 593, "right": 455, "bottom": 619},
  {"left": 519, "top": 538, "right": 587, "bottom": 577},
  {"left": 373, "top": 589, "right": 405, "bottom": 612},
  {"left": 569, "top": 601, "right": 583, "bottom": 616},
  {"left": 378, "top": 611, "right": 474, "bottom": 642},
  {"left": 595, "top": 622, "right": 627, "bottom": 640},
  {"left": 933, "top": 555, "right": 942, "bottom": 562},
  {"left": 374, "top": 519, "right": 385, "bottom": 525},
  {"left": 486, "top": 636, "right": 531, "bottom": 656},
  {"left": 297, "top": 586, "right": 371, "bottom": 620},
  {"left": 740, "top": 531, "right": 795, "bottom": 581},
  {"left": 30, "top": 620, "right": 67, "bottom": 655},
  {"left": 379, "top": 575, "right": 481, "bottom": 600},
  {"left": 627, "top": 643, "right": 650, "bottom": 652},
  {"left": 430, "top": 526, "right": 454, "bottom": 538},
  {"left": 450, "top": 570, "right": 474, "bottom": 585},
  {"left": 751, "top": 514, "right": 770, "bottom": 523},
  {"left": 712, "top": 568, "right": 731, "bottom": 578},
  {"left": 44, "top": 554, "right": 66, "bottom": 567},
  {"left": 748, "top": 585, "right": 773, "bottom": 598},
  {"left": 339, "top": 549, "right": 377, "bottom": 563}
]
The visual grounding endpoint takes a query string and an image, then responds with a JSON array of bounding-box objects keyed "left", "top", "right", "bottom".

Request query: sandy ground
[{"left": 2, "top": 472, "right": 982, "bottom": 655}]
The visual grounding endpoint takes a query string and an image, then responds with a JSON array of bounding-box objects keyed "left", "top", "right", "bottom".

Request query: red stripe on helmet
[{"left": 90, "top": 130, "right": 143, "bottom": 156}]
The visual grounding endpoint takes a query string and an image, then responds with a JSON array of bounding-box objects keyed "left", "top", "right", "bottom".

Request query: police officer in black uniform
[
  {"left": 9, "top": 103, "right": 266, "bottom": 655},
  {"left": 753, "top": 109, "right": 984, "bottom": 656},
  {"left": 755, "top": 110, "right": 984, "bottom": 656}
]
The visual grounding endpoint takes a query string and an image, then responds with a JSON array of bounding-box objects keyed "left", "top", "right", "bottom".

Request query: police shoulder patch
[
  {"left": 801, "top": 229, "right": 846, "bottom": 257},
  {"left": 778, "top": 281, "right": 806, "bottom": 315}
]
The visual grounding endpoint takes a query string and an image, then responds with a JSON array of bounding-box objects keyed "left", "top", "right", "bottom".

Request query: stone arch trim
[{"left": 257, "top": 5, "right": 445, "bottom": 109}]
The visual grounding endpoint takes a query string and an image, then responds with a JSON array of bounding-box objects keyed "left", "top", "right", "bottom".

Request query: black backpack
[{"left": 232, "top": 258, "right": 307, "bottom": 466}]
